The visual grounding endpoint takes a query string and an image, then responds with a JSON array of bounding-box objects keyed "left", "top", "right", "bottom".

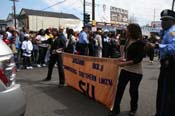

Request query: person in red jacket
[{"left": 2, "top": 32, "right": 11, "bottom": 46}]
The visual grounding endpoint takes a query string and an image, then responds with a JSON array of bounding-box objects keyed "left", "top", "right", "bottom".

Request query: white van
[{"left": 0, "top": 39, "right": 26, "bottom": 116}]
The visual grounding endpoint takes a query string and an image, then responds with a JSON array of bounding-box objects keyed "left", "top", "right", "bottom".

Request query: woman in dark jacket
[
  {"left": 42, "top": 28, "right": 66, "bottom": 87},
  {"left": 109, "top": 23, "right": 145, "bottom": 116}
]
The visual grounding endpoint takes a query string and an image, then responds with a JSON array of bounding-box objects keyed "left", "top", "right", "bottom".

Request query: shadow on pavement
[
  {"left": 16, "top": 68, "right": 131, "bottom": 116},
  {"left": 17, "top": 78, "right": 131, "bottom": 116},
  {"left": 36, "top": 84, "right": 109, "bottom": 116}
]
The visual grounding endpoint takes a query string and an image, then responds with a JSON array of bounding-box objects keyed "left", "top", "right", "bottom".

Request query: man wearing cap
[
  {"left": 155, "top": 9, "right": 175, "bottom": 116},
  {"left": 21, "top": 34, "right": 33, "bottom": 69}
]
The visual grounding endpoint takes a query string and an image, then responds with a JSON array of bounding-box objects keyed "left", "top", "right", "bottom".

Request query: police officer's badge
[
  {"left": 170, "top": 32, "right": 175, "bottom": 36},
  {"left": 163, "top": 10, "right": 168, "bottom": 16}
]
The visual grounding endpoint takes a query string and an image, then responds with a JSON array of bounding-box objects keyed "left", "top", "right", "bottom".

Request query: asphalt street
[{"left": 16, "top": 57, "right": 160, "bottom": 116}]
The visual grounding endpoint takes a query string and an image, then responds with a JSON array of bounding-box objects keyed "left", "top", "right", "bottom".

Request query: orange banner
[{"left": 62, "top": 53, "right": 119, "bottom": 110}]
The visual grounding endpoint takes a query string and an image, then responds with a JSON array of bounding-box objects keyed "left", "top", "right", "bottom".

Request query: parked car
[{"left": 0, "top": 39, "right": 26, "bottom": 116}]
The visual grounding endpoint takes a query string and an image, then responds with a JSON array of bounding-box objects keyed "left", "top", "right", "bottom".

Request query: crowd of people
[
  {"left": 0, "top": 9, "right": 175, "bottom": 116},
  {"left": 0, "top": 24, "right": 161, "bottom": 71},
  {"left": 0, "top": 26, "right": 120, "bottom": 70}
]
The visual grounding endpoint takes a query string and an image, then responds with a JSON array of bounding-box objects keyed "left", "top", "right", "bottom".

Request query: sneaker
[
  {"left": 128, "top": 110, "right": 137, "bottom": 116},
  {"left": 54, "top": 64, "right": 57, "bottom": 67},
  {"left": 149, "top": 60, "right": 154, "bottom": 64},
  {"left": 26, "top": 67, "right": 30, "bottom": 69},
  {"left": 37, "top": 64, "right": 41, "bottom": 68},
  {"left": 29, "top": 66, "right": 33, "bottom": 69},
  {"left": 42, "top": 64, "right": 47, "bottom": 67}
]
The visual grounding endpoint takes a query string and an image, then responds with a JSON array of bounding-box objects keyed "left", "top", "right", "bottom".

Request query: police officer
[{"left": 155, "top": 9, "right": 175, "bottom": 116}]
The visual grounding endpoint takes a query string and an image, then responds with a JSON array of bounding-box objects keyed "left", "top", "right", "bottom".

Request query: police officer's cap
[{"left": 160, "top": 9, "right": 175, "bottom": 20}]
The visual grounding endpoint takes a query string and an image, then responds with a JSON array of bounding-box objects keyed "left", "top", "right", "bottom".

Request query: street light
[{"left": 10, "top": 0, "right": 19, "bottom": 29}]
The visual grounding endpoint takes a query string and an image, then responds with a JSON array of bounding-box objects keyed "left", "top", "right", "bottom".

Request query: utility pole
[
  {"left": 153, "top": 8, "right": 155, "bottom": 21},
  {"left": 91, "top": 0, "right": 96, "bottom": 27},
  {"left": 172, "top": 0, "right": 175, "bottom": 11},
  {"left": 92, "top": 0, "right": 95, "bottom": 20},
  {"left": 83, "top": 0, "right": 86, "bottom": 26},
  {"left": 10, "top": 0, "right": 19, "bottom": 29}
]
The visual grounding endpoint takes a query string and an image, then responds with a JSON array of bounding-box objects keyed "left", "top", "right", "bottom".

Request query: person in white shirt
[
  {"left": 21, "top": 34, "right": 33, "bottom": 69},
  {"left": 35, "top": 29, "right": 48, "bottom": 67},
  {"left": 94, "top": 30, "right": 103, "bottom": 58}
]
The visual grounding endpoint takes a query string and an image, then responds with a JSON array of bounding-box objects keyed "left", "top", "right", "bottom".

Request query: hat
[
  {"left": 160, "top": 9, "right": 175, "bottom": 20},
  {"left": 59, "top": 26, "right": 64, "bottom": 30},
  {"left": 97, "top": 29, "right": 102, "bottom": 33},
  {"left": 24, "top": 34, "right": 30, "bottom": 37}
]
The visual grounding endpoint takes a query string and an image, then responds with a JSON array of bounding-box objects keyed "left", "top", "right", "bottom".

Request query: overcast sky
[{"left": 0, "top": 0, "right": 173, "bottom": 26}]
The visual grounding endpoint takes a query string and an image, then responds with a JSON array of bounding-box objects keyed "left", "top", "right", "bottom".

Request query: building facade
[
  {"left": 6, "top": 13, "right": 19, "bottom": 28},
  {"left": 18, "top": 8, "right": 81, "bottom": 31},
  {"left": 0, "top": 20, "right": 7, "bottom": 31}
]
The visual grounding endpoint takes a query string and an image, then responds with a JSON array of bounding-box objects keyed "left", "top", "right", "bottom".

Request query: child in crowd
[{"left": 21, "top": 34, "right": 33, "bottom": 69}]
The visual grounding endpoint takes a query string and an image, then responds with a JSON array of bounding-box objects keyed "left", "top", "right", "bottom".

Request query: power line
[
  {"left": 41, "top": 0, "right": 83, "bottom": 15},
  {"left": 63, "top": 2, "right": 83, "bottom": 13},
  {"left": 10, "top": 0, "right": 19, "bottom": 28},
  {"left": 41, "top": 0, "right": 67, "bottom": 11}
]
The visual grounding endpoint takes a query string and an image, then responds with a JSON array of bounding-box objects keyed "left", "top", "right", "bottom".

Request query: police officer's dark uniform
[
  {"left": 42, "top": 29, "right": 66, "bottom": 86},
  {"left": 155, "top": 9, "right": 175, "bottom": 116}
]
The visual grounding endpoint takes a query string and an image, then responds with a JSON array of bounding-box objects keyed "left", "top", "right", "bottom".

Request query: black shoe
[
  {"left": 58, "top": 83, "right": 67, "bottom": 88},
  {"left": 128, "top": 110, "right": 137, "bottom": 116},
  {"left": 108, "top": 110, "right": 120, "bottom": 116},
  {"left": 42, "top": 78, "right": 51, "bottom": 81}
]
